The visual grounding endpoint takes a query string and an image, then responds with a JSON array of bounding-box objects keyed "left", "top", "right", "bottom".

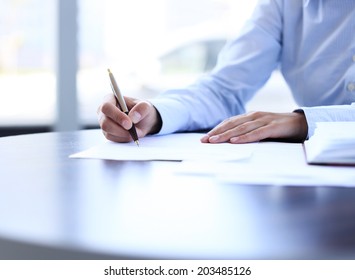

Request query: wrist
[
  {"left": 149, "top": 106, "right": 163, "bottom": 135},
  {"left": 292, "top": 110, "right": 308, "bottom": 141}
]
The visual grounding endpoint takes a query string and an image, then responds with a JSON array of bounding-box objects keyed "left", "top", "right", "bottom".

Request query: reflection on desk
[{"left": 0, "top": 129, "right": 355, "bottom": 260}]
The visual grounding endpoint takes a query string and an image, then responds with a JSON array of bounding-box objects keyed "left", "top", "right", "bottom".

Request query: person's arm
[
  {"left": 98, "top": 0, "right": 287, "bottom": 143},
  {"left": 150, "top": 0, "right": 284, "bottom": 135}
]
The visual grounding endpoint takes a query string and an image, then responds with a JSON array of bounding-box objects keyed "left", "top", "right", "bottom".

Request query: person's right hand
[{"left": 97, "top": 94, "right": 162, "bottom": 142}]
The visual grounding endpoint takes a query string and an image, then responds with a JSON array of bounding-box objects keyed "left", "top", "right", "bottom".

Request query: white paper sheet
[
  {"left": 70, "top": 133, "right": 256, "bottom": 161},
  {"left": 219, "top": 162, "right": 355, "bottom": 187},
  {"left": 304, "top": 122, "right": 355, "bottom": 164},
  {"left": 176, "top": 142, "right": 355, "bottom": 187}
]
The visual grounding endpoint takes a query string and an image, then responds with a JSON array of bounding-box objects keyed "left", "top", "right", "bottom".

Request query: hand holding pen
[
  {"left": 107, "top": 69, "right": 140, "bottom": 146},
  {"left": 98, "top": 69, "right": 162, "bottom": 144}
]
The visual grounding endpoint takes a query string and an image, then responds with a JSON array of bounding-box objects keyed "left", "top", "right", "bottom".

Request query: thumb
[{"left": 128, "top": 101, "right": 152, "bottom": 124}]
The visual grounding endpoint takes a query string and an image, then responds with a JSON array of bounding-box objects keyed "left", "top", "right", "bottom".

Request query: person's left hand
[{"left": 200, "top": 111, "right": 308, "bottom": 144}]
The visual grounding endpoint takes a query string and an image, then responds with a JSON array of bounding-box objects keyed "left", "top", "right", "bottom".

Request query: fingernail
[
  {"left": 209, "top": 135, "right": 219, "bottom": 142},
  {"left": 200, "top": 135, "right": 209, "bottom": 142},
  {"left": 131, "top": 111, "right": 141, "bottom": 123},
  {"left": 230, "top": 137, "right": 239, "bottom": 143}
]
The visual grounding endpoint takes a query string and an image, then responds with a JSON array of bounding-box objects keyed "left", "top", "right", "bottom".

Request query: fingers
[
  {"left": 128, "top": 101, "right": 162, "bottom": 136},
  {"left": 208, "top": 113, "right": 255, "bottom": 136},
  {"left": 99, "top": 109, "right": 132, "bottom": 142},
  {"left": 98, "top": 95, "right": 159, "bottom": 142},
  {"left": 201, "top": 112, "right": 306, "bottom": 144},
  {"left": 98, "top": 94, "right": 134, "bottom": 142},
  {"left": 201, "top": 112, "right": 266, "bottom": 143},
  {"left": 128, "top": 101, "right": 151, "bottom": 124},
  {"left": 125, "top": 96, "right": 139, "bottom": 109},
  {"left": 209, "top": 119, "right": 263, "bottom": 143},
  {"left": 102, "top": 130, "right": 132, "bottom": 143},
  {"left": 100, "top": 101, "right": 132, "bottom": 130},
  {"left": 229, "top": 126, "right": 271, "bottom": 143}
]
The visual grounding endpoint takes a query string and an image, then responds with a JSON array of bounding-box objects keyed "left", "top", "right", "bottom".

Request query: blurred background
[{"left": 0, "top": 0, "right": 296, "bottom": 136}]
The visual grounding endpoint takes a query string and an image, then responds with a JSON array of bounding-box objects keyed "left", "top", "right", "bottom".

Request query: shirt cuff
[
  {"left": 299, "top": 103, "right": 355, "bottom": 138},
  {"left": 149, "top": 97, "right": 190, "bottom": 135}
]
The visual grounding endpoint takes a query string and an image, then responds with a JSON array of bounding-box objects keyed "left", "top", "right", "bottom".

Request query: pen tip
[
  {"left": 107, "top": 68, "right": 111, "bottom": 74},
  {"left": 135, "top": 140, "right": 140, "bottom": 147}
]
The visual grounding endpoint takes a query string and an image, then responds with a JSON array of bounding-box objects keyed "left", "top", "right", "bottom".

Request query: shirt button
[
  {"left": 348, "top": 83, "right": 355, "bottom": 92},
  {"left": 353, "top": 55, "right": 355, "bottom": 62}
]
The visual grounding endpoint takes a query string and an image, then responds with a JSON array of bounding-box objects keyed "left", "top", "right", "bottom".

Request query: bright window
[
  {"left": 0, "top": 0, "right": 56, "bottom": 126},
  {"left": 78, "top": 0, "right": 258, "bottom": 125},
  {"left": 2, "top": 0, "right": 293, "bottom": 128}
]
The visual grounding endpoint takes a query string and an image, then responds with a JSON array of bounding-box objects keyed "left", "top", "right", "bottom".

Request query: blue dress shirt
[{"left": 151, "top": 0, "right": 355, "bottom": 137}]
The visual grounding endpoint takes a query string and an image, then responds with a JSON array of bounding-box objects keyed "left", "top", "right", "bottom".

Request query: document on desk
[
  {"left": 176, "top": 142, "right": 355, "bottom": 187},
  {"left": 70, "top": 133, "right": 256, "bottom": 161},
  {"left": 304, "top": 122, "right": 355, "bottom": 165},
  {"left": 179, "top": 161, "right": 355, "bottom": 187}
]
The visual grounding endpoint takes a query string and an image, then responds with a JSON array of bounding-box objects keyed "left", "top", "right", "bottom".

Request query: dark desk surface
[{"left": 0, "top": 129, "right": 355, "bottom": 260}]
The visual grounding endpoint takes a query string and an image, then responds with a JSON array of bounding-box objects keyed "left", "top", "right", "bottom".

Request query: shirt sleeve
[
  {"left": 301, "top": 103, "right": 355, "bottom": 138},
  {"left": 150, "top": 0, "right": 284, "bottom": 135}
]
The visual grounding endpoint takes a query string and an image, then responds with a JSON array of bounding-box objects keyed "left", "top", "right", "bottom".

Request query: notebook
[{"left": 304, "top": 122, "right": 355, "bottom": 165}]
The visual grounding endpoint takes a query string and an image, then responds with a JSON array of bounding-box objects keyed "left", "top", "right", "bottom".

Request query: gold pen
[{"left": 107, "top": 69, "right": 139, "bottom": 146}]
